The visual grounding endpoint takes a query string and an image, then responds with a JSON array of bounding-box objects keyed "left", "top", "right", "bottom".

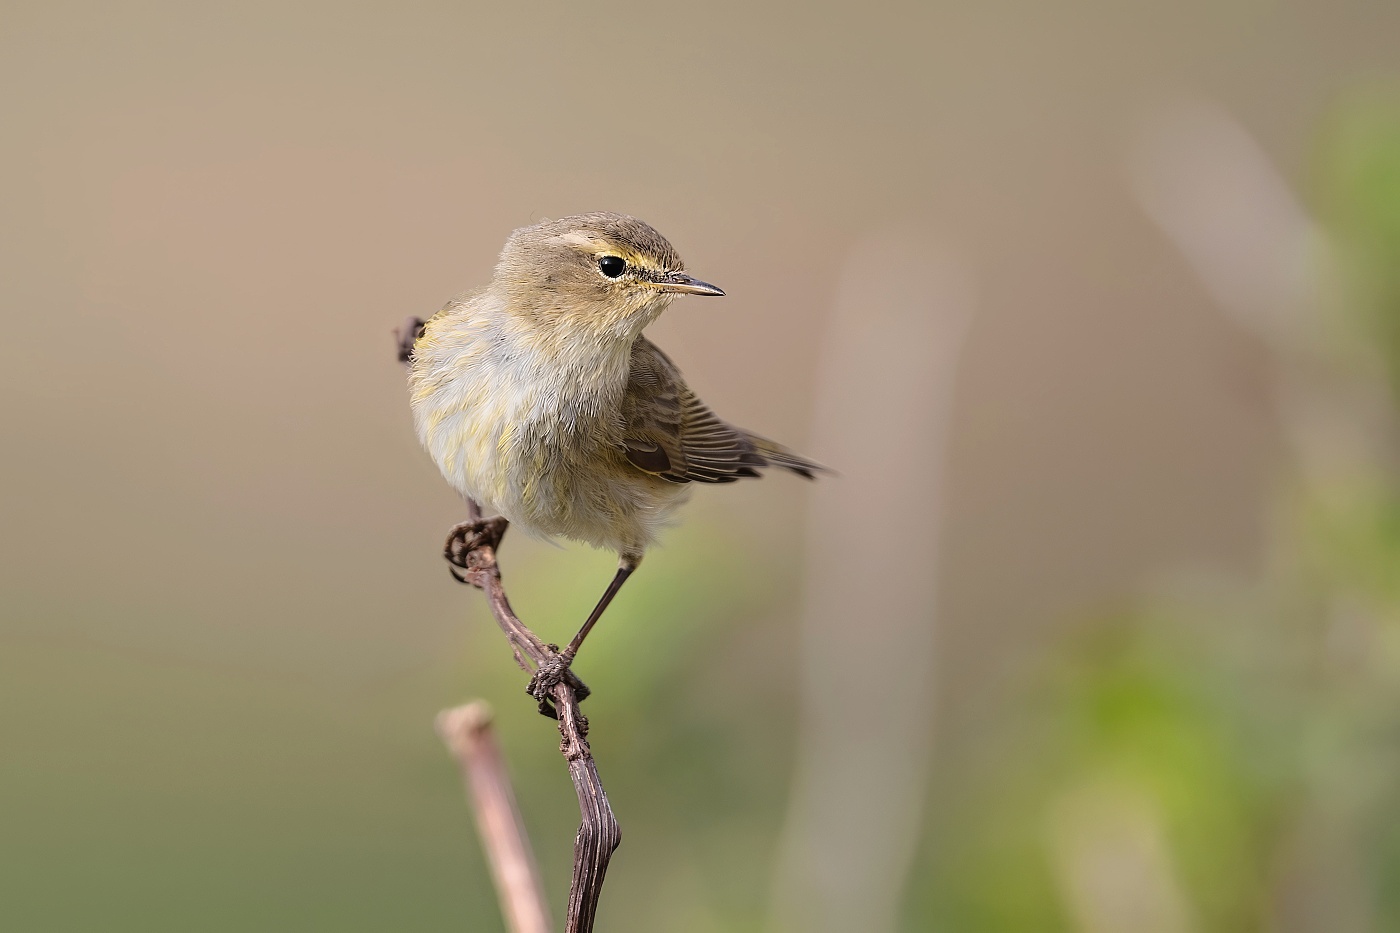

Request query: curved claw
[{"left": 443, "top": 516, "right": 509, "bottom": 570}]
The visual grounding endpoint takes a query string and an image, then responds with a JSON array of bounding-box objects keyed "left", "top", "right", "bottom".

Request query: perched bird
[{"left": 408, "top": 212, "right": 822, "bottom": 692}]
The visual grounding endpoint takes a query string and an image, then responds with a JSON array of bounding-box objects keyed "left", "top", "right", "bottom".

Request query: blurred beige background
[{"left": 4, "top": 1, "right": 1399, "bottom": 930}]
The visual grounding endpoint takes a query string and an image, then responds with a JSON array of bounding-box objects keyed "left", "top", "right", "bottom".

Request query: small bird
[{"left": 408, "top": 212, "right": 822, "bottom": 694}]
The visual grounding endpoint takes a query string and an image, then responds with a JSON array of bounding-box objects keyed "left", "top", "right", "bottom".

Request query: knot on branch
[
  {"left": 558, "top": 707, "right": 593, "bottom": 761},
  {"left": 527, "top": 646, "right": 593, "bottom": 721}
]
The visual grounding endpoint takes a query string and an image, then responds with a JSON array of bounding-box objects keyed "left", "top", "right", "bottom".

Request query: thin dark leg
[
  {"left": 564, "top": 564, "right": 634, "bottom": 659},
  {"left": 526, "top": 557, "right": 638, "bottom": 709}
]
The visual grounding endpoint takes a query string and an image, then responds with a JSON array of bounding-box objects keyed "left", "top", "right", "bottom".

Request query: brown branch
[
  {"left": 448, "top": 499, "right": 621, "bottom": 933},
  {"left": 399, "top": 318, "right": 621, "bottom": 932},
  {"left": 437, "top": 702, "right": 553, "bottom": 933}
]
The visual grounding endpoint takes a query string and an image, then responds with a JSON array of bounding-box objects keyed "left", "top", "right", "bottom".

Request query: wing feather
[{"left": 621, "top": 337, "right": 824, "bottom": 484}]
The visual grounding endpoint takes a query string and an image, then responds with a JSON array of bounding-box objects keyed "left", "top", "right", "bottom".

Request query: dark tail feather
[{"left": 747, "top": 434, "right": 830, "bottom": 480}]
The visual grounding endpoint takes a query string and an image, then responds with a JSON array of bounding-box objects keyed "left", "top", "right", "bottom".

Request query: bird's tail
[{"left": 746, "top": 433, "right": 830, "bottom": 480}]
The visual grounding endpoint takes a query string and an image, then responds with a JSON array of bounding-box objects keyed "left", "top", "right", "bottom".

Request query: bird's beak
[{"left": 655, "top": 271, "right": 725, "bottom": 296}]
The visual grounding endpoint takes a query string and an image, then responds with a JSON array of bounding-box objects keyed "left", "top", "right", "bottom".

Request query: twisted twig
[{"left": 449, "top": 500, "right": 621, "bottom": 933}]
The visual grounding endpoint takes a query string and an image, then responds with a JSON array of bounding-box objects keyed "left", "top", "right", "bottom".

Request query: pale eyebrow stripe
[{"left": 554, "top": 232, "right": 601, "bottom": 249}]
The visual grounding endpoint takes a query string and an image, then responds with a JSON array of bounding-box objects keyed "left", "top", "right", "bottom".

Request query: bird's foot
[
  {"left": 526, "top": 645, "right": 591, "bottom": 718},
  {"left": 394, "top": 316, "right": 425, "bottom": 364},
  {"left": 443, "top": 516, "right": 509, "bottom": 583}
]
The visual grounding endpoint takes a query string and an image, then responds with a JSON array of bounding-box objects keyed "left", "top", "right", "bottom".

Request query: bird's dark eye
[{"left": 598, "top": 255, "right": 626, "bottom": 278}]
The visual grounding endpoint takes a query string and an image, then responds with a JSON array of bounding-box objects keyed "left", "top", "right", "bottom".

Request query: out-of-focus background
[{"left": 5, "top": 2, "right": 1400, "bottom": 930}]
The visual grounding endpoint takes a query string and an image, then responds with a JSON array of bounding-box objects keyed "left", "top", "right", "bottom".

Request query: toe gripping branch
[
  {"left": 526, "top": 646, "right": 590, "bottom": 718},
  {"left": 443, "top": 516, "right": 510, "bottom": 584}
]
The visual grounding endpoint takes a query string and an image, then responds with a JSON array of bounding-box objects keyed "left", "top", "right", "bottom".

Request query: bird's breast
[{"left": 409, "top": 313, "right": 635, "bottom": 531}]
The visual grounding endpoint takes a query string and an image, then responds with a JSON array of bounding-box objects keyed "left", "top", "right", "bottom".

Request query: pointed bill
[{"left": 654, "top": 271, "right": 725, "bottom": 296}]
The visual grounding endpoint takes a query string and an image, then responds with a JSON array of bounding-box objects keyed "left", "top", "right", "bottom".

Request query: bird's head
[{"left": 492, "top": 212, "right": 724, "bottom": 340}]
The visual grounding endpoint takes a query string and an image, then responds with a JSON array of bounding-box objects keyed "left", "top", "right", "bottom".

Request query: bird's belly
[{"left": 419, "top": 388, "right": 686, "bottom": 554}]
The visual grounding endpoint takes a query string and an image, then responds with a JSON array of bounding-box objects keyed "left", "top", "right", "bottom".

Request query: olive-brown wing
[{"left": 620, "top": 338, "right": 768, "bottom": 484}]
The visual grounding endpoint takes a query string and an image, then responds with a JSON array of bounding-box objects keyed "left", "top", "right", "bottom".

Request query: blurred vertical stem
[
  {"left": 769, "top": 235, "right": 971, "bottom": 933},
  {"left": 438, "top": 702, "right": 553, "bottom": 933}
]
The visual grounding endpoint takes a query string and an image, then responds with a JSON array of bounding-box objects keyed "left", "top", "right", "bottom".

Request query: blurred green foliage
[
  {"left": 902, "top": 89, "right": 1400, "bottom": 932},
  {"left": 0, "top": 519, "right": 800, "bottom": 932},
  {"left": 1323, "top": 92, "right": 1400, "bottom": 400}
]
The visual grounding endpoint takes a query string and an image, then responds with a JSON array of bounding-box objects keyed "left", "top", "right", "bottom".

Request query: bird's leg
[
  {"left": 526, "top": 555, "right": 639, "bottom": 704},
  {"left": 443, "top": 515, "right": 509, "bottom": 583},
  {"left": 565, "top": 558, "right": 639, "bottom": 659}
]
